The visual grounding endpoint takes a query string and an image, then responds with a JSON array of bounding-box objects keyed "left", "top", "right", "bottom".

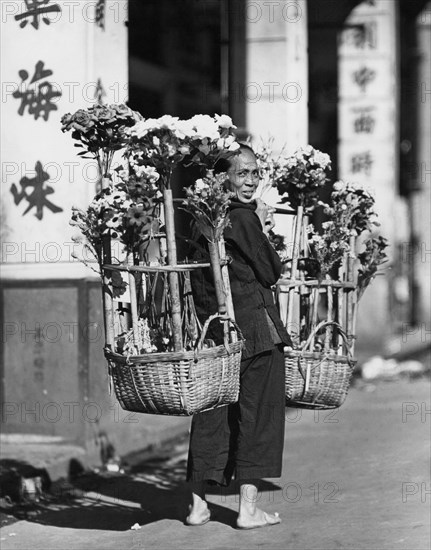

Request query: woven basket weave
[
  {"left": 105, "top": 314, "right": 244, "bottom": 416},
  {"left": 285, "top": 321, "right": 355, "bottom": 410}
]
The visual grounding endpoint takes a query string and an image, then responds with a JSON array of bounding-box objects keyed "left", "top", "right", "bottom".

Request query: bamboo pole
[
  {"left": 208, "top": 240, "right": 229, "bottom": 343},
  {"left": 127, "top": 253, "right": 140, "bottom": 349},
  {"left": 337, "top": 259, "right": 345, "bottom": 355},
  {"left": 219, "top": 238, "right": 235, "bottom": 321},
  {"left": 324, "top": 277, "right": 333, "bottom": 351},
  {"left": 345, "top": 235, "right": 356, "bottom": 355},
  {"left": 286, "top": 205, "right": 304, "bottom": 330},
  {"left": 102, "top": 235, "right": 115, "bottom": 349},
  {"left": 163, "top": 187, "right": 183, "bottom": 351},
  {"left": 309, "top": 285, "right": 320, "bottom": 350},
  {"left": 100, "top": 177, "right": 115, "bottom": 349}
]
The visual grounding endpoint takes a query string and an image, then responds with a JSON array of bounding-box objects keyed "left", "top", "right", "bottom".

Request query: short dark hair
[{"left": 214, "top": 142, "right": 255, "bottom": 174}]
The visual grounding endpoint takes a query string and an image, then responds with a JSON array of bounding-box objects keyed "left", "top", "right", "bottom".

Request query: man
[{"left": 186, "top": 144, "right": 291, "bottom": 529}]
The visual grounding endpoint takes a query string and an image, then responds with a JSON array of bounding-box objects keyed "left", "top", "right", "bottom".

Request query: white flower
[
  {"left": 189, "top": 114, "right": 220, "bottom": 140},
  {"left": 152, "top": 136, "right": 160, "bottom": 146},
  {"left": 312, "top": 151, "right": 331, "bottom": 168},
  {"left": 179, "top": 145, "right": 190, "bottom": 155},
  {"left": 105, "top": 215, "right": 122, "bottom": 229},
  {"left": 224, "top": 135, "right": 236, "bottom": 146},
  {"left": 140, "top": 165, "right": 160, "bottom": 183},
  {"left": 228, "top": 141, "right": 240, "bottom": 151},
  {"left": 166, "top": 144, "right": 177, "bottom": 157},
  {"left": 195, "top": 178, "right": 209, "bottom": 192},
  {"left": 117, "top": 169, "right": 128, "bottom": 181},
  {"left": 322, "top": 221, "right": 334, "bottom": 229},
  {"left": 303, "top": 145, "right": 314, "bottom": 155},
  {"left": 286, "top": 157, "right": 298, "bottom": 168},
  {"left": 333, "top": 181, "right": 346, "bottom": 192},
  {"left": 214, "top": 113, "right": 236, "bottom": 129}
]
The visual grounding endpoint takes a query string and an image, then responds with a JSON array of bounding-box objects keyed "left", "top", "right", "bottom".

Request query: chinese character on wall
[
  {"left": 351, "top": 152, "right": 373, "bottom": 176},
  {"left": 95, "top": 0, "right": 107, "bottom": 30},
  {"left": 353, "top": 110, "right": 376, "bottom": 134},
  {"left": 15, "top": 0, "right": 61, "bottom": 30},
  {"left": 353, "top": 66, "right": 376, "bottom": 92},
  {"left": 12, "top": 60, "right": 62, "bottom": 121},
  {"left": 341, "top": 22, "right": 377, "bottom": 50},
  {"left": 10, "top": 161, "right": 63, "bottom": 220}
]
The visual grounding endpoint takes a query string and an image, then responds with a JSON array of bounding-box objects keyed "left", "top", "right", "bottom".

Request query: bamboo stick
[
  {"left": 208, "top": 240, "right": 229, "bottom": 343},
  {"left": 346, "top": 235, "right": 356, "bottom": 354},
  {"left": 286, "top": 205, "right": 304, "bottom": 330},
  {"left": 337, "top": 260, "right": 345, "bottom": 355},
  {"left": 127, "top": 253, "right": 140, "bottom": 348},
  {"left": 309, "top": 285, "right": 320, "bottom": 350},
  {"left": 100, "top": 177, "right": 115, "bottom": 349},
  {"left": 324, "top": 276, "right": 333, "bottom": 351},
  {"left": 163, "top": 188, "right": 183, "bottom": 351},
  {"left": 302, "top": 214, "right": 309, "bottom": 258},
  {"left": 219, "top": 238, "right": 235, "bottom": 321},
  {"left": 102, "top": 235, "right": 115, "bottom": 349}
]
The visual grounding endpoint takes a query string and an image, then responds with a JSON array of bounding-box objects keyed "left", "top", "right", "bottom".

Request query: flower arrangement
[
  {"left": 70, "top": 169, "right": 162, "bottom": 265},
  {"left": 305, "top": 180, "right": 386, "bottom": 281},
  {"left": 180, "top": 170, "right": 235, "bottom": 319},
  {"left": 61, "top": 103, "right": 142, "bottom": 179},
  {"left": 127, "top": 113, "right": 239, "bottom": 185},
  {"left": 63, "top": 109, "right": 242, "bottom": 356},
  {"left": 319, "top": 180, "right": 380, "bottom": 236},
  {"left": 271, "top": 145, "right": 331, "bottom": 210},
  {"left": 181, "top": 171, "right": 233, "bottom": 242},
  {"left": 306, "top": 222, "right": 352, "bottom": 278},
  {"left": 357, "top": 236, "right": 389, "bottom": 298}
]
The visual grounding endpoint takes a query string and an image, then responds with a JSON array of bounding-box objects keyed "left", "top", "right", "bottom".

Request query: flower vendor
[{"left": 186, "top": 144, "right": 292, "bottom": 529}]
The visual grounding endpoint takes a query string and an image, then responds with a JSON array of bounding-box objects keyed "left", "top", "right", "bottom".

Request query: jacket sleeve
[{"left": 224, "top": 209, "right": 282, "bottom": 287}]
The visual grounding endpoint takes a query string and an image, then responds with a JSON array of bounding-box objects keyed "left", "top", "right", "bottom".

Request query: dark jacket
[{"left": 190, "top": 199, "right": 292, "bottom": 359}]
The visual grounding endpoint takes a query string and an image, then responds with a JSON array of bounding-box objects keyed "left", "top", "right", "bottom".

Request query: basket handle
[
  {"left": 194, "top": 312, "right": 244, "bottom": 362},
  {"left": 297, "top": 321, "right": 354, "bottom": 395},
  {"left": 301, "top": 320, "right": 354, "bottom": 359}
]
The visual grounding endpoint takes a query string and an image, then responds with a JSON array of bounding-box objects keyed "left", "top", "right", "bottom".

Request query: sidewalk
[{"left": 1, "top": 375, "right": 429, "bottom": 550}]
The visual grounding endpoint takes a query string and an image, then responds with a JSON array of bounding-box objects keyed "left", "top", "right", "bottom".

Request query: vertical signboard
[
  {"left": 338, "top": 0, "right": 400, "bottom": 349},
  {"left": 1, "top": 0, "right": 128, "bottom": 277}
]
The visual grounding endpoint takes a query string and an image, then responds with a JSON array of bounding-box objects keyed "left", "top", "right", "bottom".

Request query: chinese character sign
[
  {"left": 1, "top": 0, "right": 128, "bottom": 267},
  {"left": 13, "top": 60, "right": 61, "bottom": 121},
  {"left": 15, "top": 0, "right": 61, "bottom": 30},
  {"left": 10, "top": 161, "right": 63, "bottom": 220}
]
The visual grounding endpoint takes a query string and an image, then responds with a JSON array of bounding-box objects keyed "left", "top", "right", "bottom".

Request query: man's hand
[{"left": 255, "top": 198, "right": 275, "bottom": 235}]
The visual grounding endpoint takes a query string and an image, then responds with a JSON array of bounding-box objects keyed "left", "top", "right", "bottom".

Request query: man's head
[{"left": 222, "top": 144, "right": 259, "bottom": 204}]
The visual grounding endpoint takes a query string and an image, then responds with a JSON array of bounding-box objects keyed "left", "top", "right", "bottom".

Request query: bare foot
[
  {"left": 236, "top": 509, "right": 281, "bottom": 530},
  {"left": 185, "top": 502, "right": 211, "bottom": 526}
]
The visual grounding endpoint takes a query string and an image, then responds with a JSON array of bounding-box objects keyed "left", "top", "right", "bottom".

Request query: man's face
[{"left": 227, "top": 149, "right": 259, "bottom": 204}]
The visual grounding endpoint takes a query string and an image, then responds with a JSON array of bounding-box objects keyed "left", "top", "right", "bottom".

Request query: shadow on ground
[{"left": 0, "top": 441, "right": 281, "bottom": 531}]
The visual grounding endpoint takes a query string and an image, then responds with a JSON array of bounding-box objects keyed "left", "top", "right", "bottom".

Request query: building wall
[{"left": 0, "top": 0, "right": 190, "bottom": 456}]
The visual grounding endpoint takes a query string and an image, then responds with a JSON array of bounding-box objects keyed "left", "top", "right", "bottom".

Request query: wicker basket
[
  {"left": 285, "top": 321, "right": 355, "bottom": 410},
  {"left": 105, "top": 314, "right": 244, "bottom": 416}
]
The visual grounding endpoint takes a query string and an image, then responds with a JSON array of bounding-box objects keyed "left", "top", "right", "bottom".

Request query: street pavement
[{"left": 0, "top": 376, "right": 430, "bottom": 550}]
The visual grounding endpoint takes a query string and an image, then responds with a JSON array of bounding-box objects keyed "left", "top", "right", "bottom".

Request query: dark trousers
[{"left": 186, "top": 345, "right": 285, "bottom": 486}]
